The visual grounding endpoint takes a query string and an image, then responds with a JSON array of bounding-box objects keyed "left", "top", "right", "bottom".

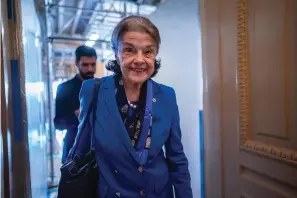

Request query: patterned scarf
[{"left": 114, "top": 75, "right": 152, "bottom": 150}]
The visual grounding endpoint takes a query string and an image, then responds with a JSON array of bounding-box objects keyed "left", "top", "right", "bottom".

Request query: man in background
[{"left": 54, "top": 45, "right": 97, "bottom": 163}]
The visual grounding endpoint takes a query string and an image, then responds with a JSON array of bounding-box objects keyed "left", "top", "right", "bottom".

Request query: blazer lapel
[
  {"left": 147, "top": 81, "right": 169, "bottom": 161},
  {"left": 99, "top": 77, "right": 139, "bottom": 161},
  {"left": 98, "top": 77, "right": 166, "bottom": 165}
]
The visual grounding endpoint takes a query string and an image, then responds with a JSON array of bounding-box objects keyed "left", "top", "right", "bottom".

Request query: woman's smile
[{"left": 130, "top": 67, "right": 147, "bottom": 73}]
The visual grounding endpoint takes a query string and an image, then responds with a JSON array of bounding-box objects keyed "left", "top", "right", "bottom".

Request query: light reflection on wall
[
  {"left": 55, "top": 129, "right": 67, "bottom": 153},
  {"left": 28, "top": 129, "right": 47, "bottom": 147},
  {"left": 25, "top": 82, "right": 44, "bottom": 102},
  {"left": 51, "top": 79, "right": 67, "bottom": 157},
  {"left": 23, "top": 28, "right": 48, "bottom": 197},
  {"left": 52, "top": 79, "right": 65, "bottom": 100}
]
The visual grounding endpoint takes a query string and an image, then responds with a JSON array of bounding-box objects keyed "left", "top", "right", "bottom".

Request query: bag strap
[
  {"left": 90, "top": 78, "right": 100, "bottom": 150},
  {"left": 67, "top": 79, "right": 100, "bottom": 160}
]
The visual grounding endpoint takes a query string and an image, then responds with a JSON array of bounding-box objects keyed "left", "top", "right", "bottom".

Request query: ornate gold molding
[
  {"left": 237, "top": 0, "right": 250, "bottom": 145},
  {"left": 243, "top": 141, "right": 297, "bottom": 163},
  {"left": 237, "top": 0, "right": 297, "bottom": 165}
]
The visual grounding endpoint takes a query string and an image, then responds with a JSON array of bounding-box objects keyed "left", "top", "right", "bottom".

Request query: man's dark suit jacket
[{"left": 54, "top": 75, "right": 82, "bottom": 163}]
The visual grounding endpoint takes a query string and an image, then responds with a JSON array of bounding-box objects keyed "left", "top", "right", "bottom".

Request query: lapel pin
[{"left": 152, "top": 98, "right": 156, "bottom": 102}]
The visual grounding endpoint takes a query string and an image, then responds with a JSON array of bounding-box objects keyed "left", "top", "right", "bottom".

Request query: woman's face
[{"left": 116, "top": 31, "right": 157, "bottom": 85}]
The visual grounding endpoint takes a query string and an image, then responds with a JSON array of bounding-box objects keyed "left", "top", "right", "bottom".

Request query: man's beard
[{"left": 79, "top": 71, "right": 95, "bottom": 80}]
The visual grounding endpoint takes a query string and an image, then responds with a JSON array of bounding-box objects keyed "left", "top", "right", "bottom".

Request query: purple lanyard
[{"left": 135, "top": 79, "right": 153, "bottom": 165}]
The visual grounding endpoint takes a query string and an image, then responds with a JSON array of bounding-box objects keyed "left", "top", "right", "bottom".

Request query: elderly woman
[{"left": 66, "top": 16, "right": 192, "bottom": 198}]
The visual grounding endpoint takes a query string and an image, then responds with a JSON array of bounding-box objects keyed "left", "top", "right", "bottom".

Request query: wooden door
[{"left": 201, "top": 0, "right": 297, "bottom": 197}]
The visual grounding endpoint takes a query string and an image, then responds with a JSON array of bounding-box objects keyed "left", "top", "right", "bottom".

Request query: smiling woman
[
  {"left": 106, "top": 16, "right": 162, "bottom": 102},
  {"left": 58, "top": 15, "right": 193, "bottom": 198},
  {"left": 106, "top": 16, "right": 161, "bottom": 77}
]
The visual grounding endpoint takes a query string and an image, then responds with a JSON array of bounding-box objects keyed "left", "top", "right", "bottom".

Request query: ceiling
[{"left": 47, "top": 0, "right": 165, "bottom": 61}]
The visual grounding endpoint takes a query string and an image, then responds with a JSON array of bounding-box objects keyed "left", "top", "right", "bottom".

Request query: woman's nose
[{"left": 134, "top": 52, "right": 145, "bottom": 63}]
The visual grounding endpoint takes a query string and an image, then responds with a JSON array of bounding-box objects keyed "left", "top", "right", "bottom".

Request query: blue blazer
[{"left": 73, "top": 76, "right": 192, "bottom": 198}]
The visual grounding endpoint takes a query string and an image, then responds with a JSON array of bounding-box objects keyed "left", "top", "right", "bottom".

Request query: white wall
[
  {"left": 149, "top": 0, "right": 202, "bottom": 197},
  {"left": 21, "top": 0, "right": 48, "bottom": 197}
]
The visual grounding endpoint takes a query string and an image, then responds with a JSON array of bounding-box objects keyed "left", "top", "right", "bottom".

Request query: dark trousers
[{"left": 62, "top": 128, "right": 78, "bottom": 164}]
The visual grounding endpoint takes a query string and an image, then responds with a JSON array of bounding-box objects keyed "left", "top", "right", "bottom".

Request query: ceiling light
[
  {"left": 85, "top": 41, "right": 96, "bottom": 47},
  {"left": 85, "top": 34, "right": 99, "bottom": 47},
  {"left": 139, "top": 5, "right": 157, "bottom": 15},
  {"left": 89, "top": 34, "right": 99, "bottom": 40}
]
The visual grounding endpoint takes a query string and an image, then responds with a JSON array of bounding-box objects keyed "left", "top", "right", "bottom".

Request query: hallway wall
[
  {"left": 149, "top": 0, "right": 202, "bottom": 197},
  {"left": 20, "top": 0, "right": 48, "bottom": 197}
]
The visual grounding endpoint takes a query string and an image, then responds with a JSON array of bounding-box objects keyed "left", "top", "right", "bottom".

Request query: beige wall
[
  {"left": 53, "top": 60, "right": 105, "bottom": 79},
  {"left": 95, "top": 62, "right": 104, "bottom": 78}
]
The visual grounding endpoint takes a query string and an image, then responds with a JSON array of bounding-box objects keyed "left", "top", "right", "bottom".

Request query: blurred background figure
[{"left": 54, "top": 45, "right": 97, "bottom": 163}]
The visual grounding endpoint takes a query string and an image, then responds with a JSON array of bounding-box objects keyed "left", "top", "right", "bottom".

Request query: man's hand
[{"left": 74, "top": 108, "right": 80, "bottom": 117}]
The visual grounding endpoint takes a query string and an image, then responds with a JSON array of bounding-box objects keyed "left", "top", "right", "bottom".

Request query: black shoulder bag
[{"left": 57, "top": 79, "right": 100, "bottom": 198}]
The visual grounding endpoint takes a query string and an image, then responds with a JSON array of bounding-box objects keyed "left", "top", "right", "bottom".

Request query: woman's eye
[
  {"left": 124, "top": 48, "right": 133, "bottom": 53},
  {"left": 145, "top": 50, "right": 154, "bottom": 56}
]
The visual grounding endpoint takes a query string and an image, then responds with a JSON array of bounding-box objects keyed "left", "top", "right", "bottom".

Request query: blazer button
[
  {"left": 140, "top": 190, "right": 146, "bottom": 196},
  {"left": 137, "top": 167, "right": 143, "bottom": 173}
]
